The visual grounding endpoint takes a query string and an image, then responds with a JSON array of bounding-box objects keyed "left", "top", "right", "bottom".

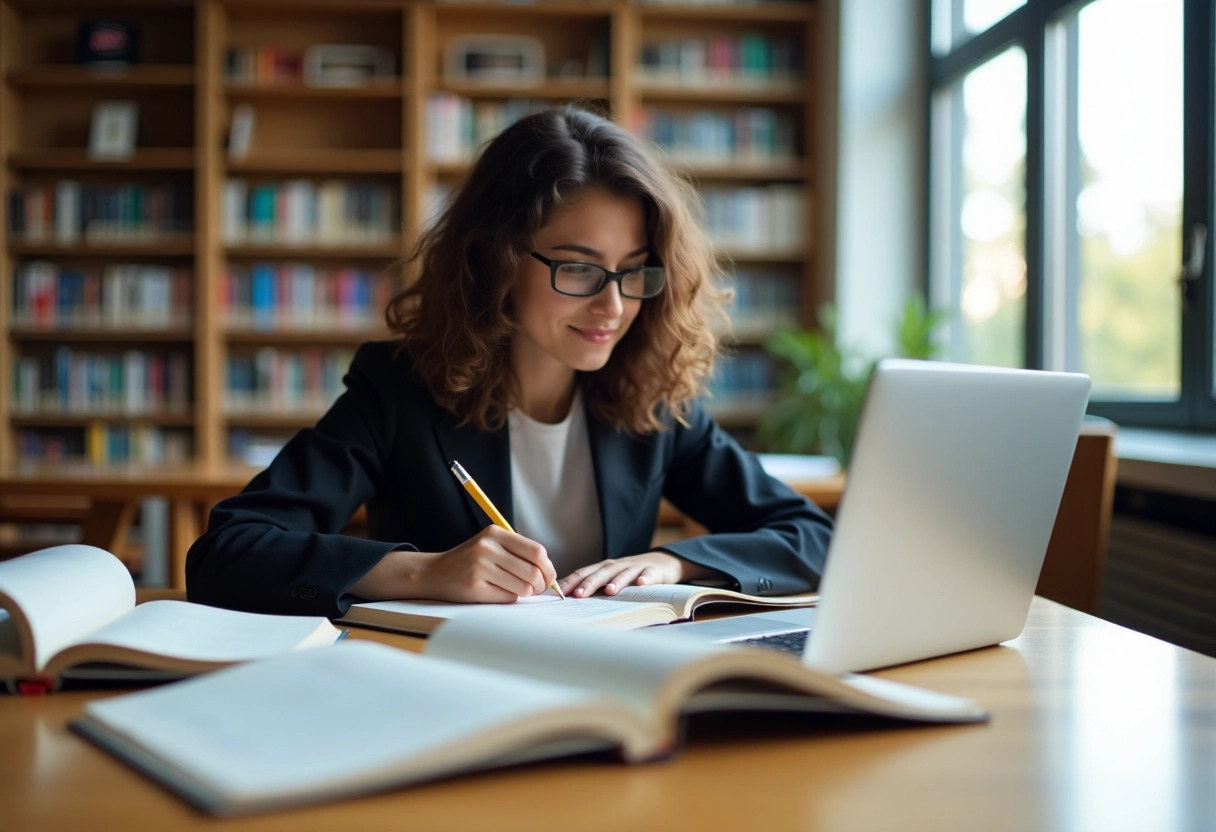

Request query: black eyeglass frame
[{"left": 528, "top": 251, "right": 666, "bottom": 299}]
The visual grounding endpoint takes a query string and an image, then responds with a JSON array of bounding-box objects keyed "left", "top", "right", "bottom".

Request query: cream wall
[{"left": 820, "top": 0, "right": 927, "bottom": 359}]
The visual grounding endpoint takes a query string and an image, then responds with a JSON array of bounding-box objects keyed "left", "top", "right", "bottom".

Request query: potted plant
[{"left": 757, "top": 295, "right": 944, "bottom": 466}]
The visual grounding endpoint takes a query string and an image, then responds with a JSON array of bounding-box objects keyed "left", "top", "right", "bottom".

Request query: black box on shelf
[{"left": 76, "top": 21, "right": 141, "bottom": 66}]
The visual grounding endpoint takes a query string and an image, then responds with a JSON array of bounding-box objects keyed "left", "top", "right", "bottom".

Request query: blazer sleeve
[
  {"left": 186, "top": 342, "right": 411, "bottom": 617},
  {"left": 653, "top": 402, "right": 833, "bottom": 596}
]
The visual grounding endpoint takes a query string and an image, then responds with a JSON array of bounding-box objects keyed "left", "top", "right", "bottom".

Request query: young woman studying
[{"left": 186, "top": 106, "right": 833, "bottom": 617}]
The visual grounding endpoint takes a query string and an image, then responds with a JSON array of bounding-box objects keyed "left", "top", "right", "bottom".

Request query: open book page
[
  {"left": 428, "top": 611, "right": 988, "bottom": 724},
  {"left": 608, "top": 584, "right": 819, "bottom": 616},
  {"left": 0, "top": 545, "right": 135, "bottom": 674},
  {"left": 428, "top": 610, "right": 740, "bottom": 724},
  {"left": 757, "top": 453, "right": 841, "bottom": 480},
  {"left": 74, "top": 641, "right": 651, "bottom": 815},
  {"left": 340, "top": 594, "right": 682, "bottom": 634},
  {"left": 45, "top": 600, "right": 343, "bottom": 678}
]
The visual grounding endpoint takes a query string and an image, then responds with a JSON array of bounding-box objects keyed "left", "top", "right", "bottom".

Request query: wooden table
[
  {"left": 0, "top": 463, "right": 258, "bottom": 587},
  {"left": 2, "top": 597, "right": 1213, "bottom": 831}
]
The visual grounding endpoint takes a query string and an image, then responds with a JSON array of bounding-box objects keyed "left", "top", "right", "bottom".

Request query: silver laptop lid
[{"left": 803, "top": 359, "right": 1091, "bottom": 673}]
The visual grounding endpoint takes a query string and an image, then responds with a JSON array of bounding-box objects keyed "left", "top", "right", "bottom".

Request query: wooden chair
[{"left": 1035, "top": 419, "right": 1118, "bottom": 615}]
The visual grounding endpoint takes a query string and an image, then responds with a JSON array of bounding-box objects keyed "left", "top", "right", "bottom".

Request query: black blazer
[{"left": 186, "top": 341, "right": 833, "bottom": 617}]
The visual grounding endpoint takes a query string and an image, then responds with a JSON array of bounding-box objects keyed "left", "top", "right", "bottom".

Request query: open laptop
[{"left": 664, "top": 358, "right": 1091, "bottom": 673}]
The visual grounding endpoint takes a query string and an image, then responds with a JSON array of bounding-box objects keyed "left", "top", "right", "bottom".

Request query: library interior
[{"left": 2, "top": 1, "right": 1215, "bottom": 830}]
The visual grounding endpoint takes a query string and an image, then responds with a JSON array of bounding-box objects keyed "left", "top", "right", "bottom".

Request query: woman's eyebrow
[{"left": 551, "top": 243, "right": 650, "bottom": 260}]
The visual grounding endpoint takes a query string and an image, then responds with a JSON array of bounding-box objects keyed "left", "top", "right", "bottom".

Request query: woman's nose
[{"left": 589, "top": 279, "right": 625, "bottom": 316}]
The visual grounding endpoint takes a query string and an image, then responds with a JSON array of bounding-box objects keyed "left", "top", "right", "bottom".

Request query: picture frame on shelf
[
  {"left": 88, "top": 100, "right": 139, "bottom": 161},
  {"left": 302, "top": 44, "right": 396, "bottom": 88},
  {"left": 227, "top": 104, "right": 255, "bottom": 160},
  {"left": 444, "top": 35, "right": 544, "bottom": 86}
]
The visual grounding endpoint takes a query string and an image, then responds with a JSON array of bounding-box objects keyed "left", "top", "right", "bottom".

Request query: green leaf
[{"left": 758, "top": 295, "right": 946, "bottom": 463}]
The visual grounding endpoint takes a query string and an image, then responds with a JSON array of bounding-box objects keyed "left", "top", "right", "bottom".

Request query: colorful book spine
[
  {"left": 9, "top": 348, "right": 190, "bottom": 415},
  {"left": 223, "top": 347, "right": 354, "bottom": 416},
  {"left": 10, "top": 262, "right": 192, "bottom": 329},
  {"left": 637, "top": 32, "right": 802, "bottom": 87},
  {"left": 701, "top": 185, "right": 808, "bottom": 254},
  {"left": 19, "top": 425, "right": 191, "bottom": 466},
  {"left": 220, "top": 263, "right": 389, "bottom": 331},
  {"left": 6, "top": 182, "right": 192, "bottom": 242},
  {"left": 223, "top": 179, "right": 397, "bottom": 246}
]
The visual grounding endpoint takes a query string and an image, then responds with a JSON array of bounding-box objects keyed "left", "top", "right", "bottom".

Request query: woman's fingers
[
  {"left": 418, "top": 526, "right": 556, "bottom": 602},
  {"left": 560, "top": 553, "right": 687, "bottom": 597}
]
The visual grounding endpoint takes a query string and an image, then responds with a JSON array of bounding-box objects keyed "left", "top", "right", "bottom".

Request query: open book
[
  {"left": 0, "top": 544, "right": 343, "bottom": 693},
  {"left": 73, "top": 610, "right": 987, "bottom": 816},
  {"left": 338, "top": 583, "right": 819, "bottom": 635}
]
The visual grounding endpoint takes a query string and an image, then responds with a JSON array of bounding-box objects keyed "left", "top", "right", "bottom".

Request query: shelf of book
[
  {"left": 637, "top": 83, "right": 806, "bottom": 104},
  {"left": 6, "top": 65, "right": 196, "bottom": 88},
  {"left": 12, "top": 413, "right": 194, "bottom": 427},
  {"left": 636, "top": 1, "right": 817, "bottom": 23},
  {"left": 435, "top": 80, "right": 611, "bottom": 99},
  {"left": 224, "top": 82, "right": 405, "bottom": 100},
  {"left": 8, "top": 149, "right": 197, "bottom": 171},
  {"left": 9, "top": 239, "right": 197, "bottom": 257},
  {"left": 223, "top": 243, "right": 404, "bottom": 259},
  {"left": 10, "top": 328, "right": 195, "bottom": 342},
  {"left": 225, "top": 151, "right": 405, "bottom": 174},
  {"left": 1, "top": 0, "right": 823, "bottom": 471},
  {"left": 224, "top": 413, "right": 325, "bottom": 430},
  {"left": 224, "top": 329, "right": 383, "bottom": 345},
  {"left": 676, "top": 163, "right": 807, "bottom": 181}
]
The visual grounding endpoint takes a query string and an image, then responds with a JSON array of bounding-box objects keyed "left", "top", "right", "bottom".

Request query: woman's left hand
[{"left": 559, "top": 552, "right": 713, "bottom": 598}]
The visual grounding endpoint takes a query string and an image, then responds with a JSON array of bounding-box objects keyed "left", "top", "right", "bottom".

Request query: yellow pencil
[{"left": 448, "top": 459, "right": 566, "bottom": 599}]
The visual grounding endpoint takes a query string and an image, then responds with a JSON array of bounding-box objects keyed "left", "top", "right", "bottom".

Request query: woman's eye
[{"left": 560, "top": 264, "right": 596, "bottom": 276}]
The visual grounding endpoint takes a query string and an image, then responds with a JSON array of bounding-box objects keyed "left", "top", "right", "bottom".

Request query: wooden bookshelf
[
  {"left": 7, "top": 64, "right": 196, "bottom": 87},
  {"left": 0, "top": 0, "right": 824, "bottom": 470}
]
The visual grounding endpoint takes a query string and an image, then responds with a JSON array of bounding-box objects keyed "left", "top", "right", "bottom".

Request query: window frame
[{"left": 927, "top": 0, "right": 1216, "bottom": 430}]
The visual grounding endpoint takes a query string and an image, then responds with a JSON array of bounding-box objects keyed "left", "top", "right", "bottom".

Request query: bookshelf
[{"left": 0, "top": 0, "right": 823, "bottom": 470}]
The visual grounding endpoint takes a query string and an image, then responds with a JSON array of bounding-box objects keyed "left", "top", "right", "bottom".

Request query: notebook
[{"left": 664, "top": 358, "right": 1091, "bottom": 673}]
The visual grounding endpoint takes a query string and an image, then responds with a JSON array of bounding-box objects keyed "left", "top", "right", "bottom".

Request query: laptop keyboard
[{"left": 731, "top": 629, "right": 809, "bottom": 656}]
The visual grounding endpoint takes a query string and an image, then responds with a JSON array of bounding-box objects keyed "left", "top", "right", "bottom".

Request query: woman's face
[{"left": 511, "top": 188, "right": 648, "bottom": 384}]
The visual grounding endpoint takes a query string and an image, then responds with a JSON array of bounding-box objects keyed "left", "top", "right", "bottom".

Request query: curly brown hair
[{"left": 386, "top": 105, "right": 728, "bottom": 434}]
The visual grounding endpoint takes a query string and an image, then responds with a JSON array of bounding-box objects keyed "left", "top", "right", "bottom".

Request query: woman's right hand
[{"left": 351, "top": 525, "right": 557, "bottom": 603}]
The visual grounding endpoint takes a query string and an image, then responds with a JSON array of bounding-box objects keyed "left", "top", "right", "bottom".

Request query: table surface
[{"left": 2, "top": 597, "right": 1214, "bottom": 832}]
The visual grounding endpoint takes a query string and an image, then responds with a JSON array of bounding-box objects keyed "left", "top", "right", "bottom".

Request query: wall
[{"left": 825, "top": 0, "right": 927, "bottom": 358}]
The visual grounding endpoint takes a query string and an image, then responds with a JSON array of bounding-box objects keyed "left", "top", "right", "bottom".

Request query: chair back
[{"left": 1035, "top": 419, "right": 1118, "bottom": 614}]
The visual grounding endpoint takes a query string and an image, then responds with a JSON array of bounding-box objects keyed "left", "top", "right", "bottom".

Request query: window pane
[
  {"left": 964, "top": 0, "right": 1025, "bottom": 35},
  {"left": 1075, "top": 0, "right": 1181, "bottom": 399},
  {"left": 932, "top": 47, "right": 1027, "bottom": 367},
  {"left": 932, "top": 0, "right": 1025, "bottom": 54}
]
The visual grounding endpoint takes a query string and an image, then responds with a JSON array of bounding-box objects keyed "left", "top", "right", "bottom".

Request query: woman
[{"left": 187, "top": 105, "right": 832, "bottom": 617}]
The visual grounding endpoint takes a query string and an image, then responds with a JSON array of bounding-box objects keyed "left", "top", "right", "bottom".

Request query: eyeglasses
[{"left": 529, "top": 251, "right": 666, "bottom": 299}]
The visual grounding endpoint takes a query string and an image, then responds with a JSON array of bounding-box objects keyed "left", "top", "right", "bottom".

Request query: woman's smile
[{"left": 570, "top": 325, "right": 619, "bottom": 344}]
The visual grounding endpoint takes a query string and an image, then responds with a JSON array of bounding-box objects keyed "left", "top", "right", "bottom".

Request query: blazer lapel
[{"left": 432, "top": 417, "right": 513, "bottom": 532}]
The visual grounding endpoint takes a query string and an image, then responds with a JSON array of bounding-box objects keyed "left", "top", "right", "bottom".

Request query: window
[
  {"left": 929, "top": 0, "right": 1215, "bottom": 428},
  {"left": 931, "top": 46, "right": 1028, "bottom": 368},
  {"left": 933, "top": 0, "right": 1027, "bottom": 53}
]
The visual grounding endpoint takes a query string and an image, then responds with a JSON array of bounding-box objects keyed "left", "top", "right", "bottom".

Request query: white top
[{"left": 508, "top": 391, "right": 603, "bottom": 578}]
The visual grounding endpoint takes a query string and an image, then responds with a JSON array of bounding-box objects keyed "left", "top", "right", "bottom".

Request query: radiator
[{"left": 1101, "top": 513, "right": 1216, "bottom": 658}]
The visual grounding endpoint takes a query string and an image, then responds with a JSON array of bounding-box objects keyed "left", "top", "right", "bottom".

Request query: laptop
[{"left": 664, "top": 358, "right": 1091, "bottom": 673}]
